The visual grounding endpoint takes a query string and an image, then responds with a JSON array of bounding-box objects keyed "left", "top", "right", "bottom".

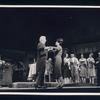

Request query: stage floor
[
  {"left": 11, "top": 82, "right": 97, "bottom": 88},
  {"left": 0, "top": 82, "right": 99, "bottom": 93},
  {"left": 0, "top": 86, "right": 100, "bottom": 93}
]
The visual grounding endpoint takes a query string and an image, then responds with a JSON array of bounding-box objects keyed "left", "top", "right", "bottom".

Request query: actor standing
[
  {"left": 70, "top": 54, "right": 79, "bottom": 83},
  {"left": 79, "top": 54, "right": 87, "bottom": 83},
  {"left": 35, "top": 36, "right": 48, "bottom": 88},
  {"left": 87, "top": 53, "right": 96, "bottom": 84},
  {"left": 63, "top": 53, "right": 71, "bottom": 84},
  {"left": 96, "top": 52, "right": 100, "bottom": 86},
  {"left": 53, "top": 38, "right": 64, "bottom": 88},
  {"left": 0, "top": 55, "right": 5, "bottom": 87}
]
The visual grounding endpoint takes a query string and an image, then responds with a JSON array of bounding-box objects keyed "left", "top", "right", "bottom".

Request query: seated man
[{"left": 45, "top": 58, "right": 53, "bottom": 82}]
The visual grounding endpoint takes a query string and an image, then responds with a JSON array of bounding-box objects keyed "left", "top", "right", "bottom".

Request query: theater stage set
[
  {"left": 0, "top": 8, "right": 100, "bottom": 93},
  {"left": 0, "top": 42, "right": 100, "bottom": 92}
]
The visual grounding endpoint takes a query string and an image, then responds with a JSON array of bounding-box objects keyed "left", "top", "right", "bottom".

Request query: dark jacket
[
  {"left": 96, "top": 57, "right": 100, "bottom": 69},
  {"left": 37, "top": 42, "right": 46, "bottom": 58}
]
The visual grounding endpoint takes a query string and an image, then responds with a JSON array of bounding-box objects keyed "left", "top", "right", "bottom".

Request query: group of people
[
  {"left": 35, "top": 36, "right": 64, "bottom": 89},
  {"left": 64, "top": 53, "right": 96, "bottom": 84},
  {"left": 34, "top": 35, "right": 100, "bottom": 89}
]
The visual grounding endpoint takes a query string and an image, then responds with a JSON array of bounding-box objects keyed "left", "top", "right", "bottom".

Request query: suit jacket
[
  {"left": 96, "top": 57, "right": 100, "bottom": 69},
  {"left": 37, "top": 42, "right": 46, "bottom": 58}
]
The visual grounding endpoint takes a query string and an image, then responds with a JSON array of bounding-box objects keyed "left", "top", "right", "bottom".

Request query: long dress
[
  {"left": 64, "top": 57, "right": 71, "bottom": 78},
  {"left": 70, "top": 57, "right": 79, "bottom": 83},
  {"left": 54, "top": 45, "right": 62, "bottom": 80},
  {"left": 79, "top": 58, "right": 87, "bottom": 78},
  {"left": 87, "top": 57, "right": 96, "bottom": 77}
]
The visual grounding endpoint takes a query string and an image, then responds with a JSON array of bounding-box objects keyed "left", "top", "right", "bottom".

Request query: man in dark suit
[
  {"left": 35, "top": 36, "right": 49, "bottom": 88},
  {"left": 96, "top": 52, "right": 100, "bottom": 86}
]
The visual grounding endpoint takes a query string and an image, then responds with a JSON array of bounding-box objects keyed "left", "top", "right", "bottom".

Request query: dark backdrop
[{"left": 0, "top": 8, "right": 100, "bottom": 54}]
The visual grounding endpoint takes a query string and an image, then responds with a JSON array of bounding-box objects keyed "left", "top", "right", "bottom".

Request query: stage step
[
  {"left": 11, "top": 82, "right": 97, "bottom": 88},
  {"left": 11, "top": 82, "right": 57, "bottom": 88}
]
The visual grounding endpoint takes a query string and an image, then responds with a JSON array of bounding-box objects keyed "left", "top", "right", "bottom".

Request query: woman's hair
[
  {"left": 70, "top": 54, "right": 74, "bottom": 57},
  {"left": 56, "top": 38, "right": 64, "bottom": 45}
]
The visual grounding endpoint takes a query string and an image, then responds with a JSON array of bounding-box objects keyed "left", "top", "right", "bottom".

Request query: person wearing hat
[
  {"left": 96, "top": 52, "right": 100, "bottom": 86},
  {"left": 51, "top": 38, "right": 64, "bottom": 88}
]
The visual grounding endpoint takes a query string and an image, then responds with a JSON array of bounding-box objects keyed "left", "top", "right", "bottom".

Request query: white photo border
[{"left": 0, "top": 5, "right": 100, "bottom": 95}]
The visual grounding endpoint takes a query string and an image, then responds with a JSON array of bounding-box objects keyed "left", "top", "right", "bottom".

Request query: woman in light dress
[
  {"left": 79, "top": 54, "right": 87, "bottom": 83},
  {"left": 87, "top": 53, "right": 96, "bottom": 84}
]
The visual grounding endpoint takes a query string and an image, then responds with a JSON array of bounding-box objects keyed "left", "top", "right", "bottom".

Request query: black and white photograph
[{"left": 0, "top": 5, "right": 100, "bottom": 95}]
